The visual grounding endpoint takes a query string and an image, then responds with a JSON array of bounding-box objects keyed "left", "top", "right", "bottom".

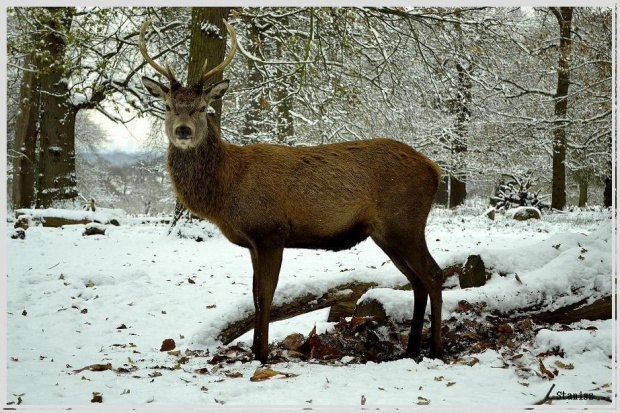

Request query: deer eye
[
  {"left": 199, "top": 106, "right": 207, "bottom": 113},
  {"left": 165, "top": 104, "right": 171, "bottom": 111}
]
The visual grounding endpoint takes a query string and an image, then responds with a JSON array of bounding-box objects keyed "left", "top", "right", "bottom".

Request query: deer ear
[
  {"left": 142, "top": 76, "right": 169, "bottom": 98},
  {"left": 204, "top": 80, "right": 229, "bottom": 101}
]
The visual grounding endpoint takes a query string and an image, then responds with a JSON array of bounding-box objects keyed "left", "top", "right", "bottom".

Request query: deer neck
[{"left": 167, "top": 124, "right": 230, "bottom": 218}]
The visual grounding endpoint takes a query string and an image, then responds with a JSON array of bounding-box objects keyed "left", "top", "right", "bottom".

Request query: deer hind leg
[
  {"left": 249, "top": 246, "right": 283, "bottom": 363},
  {"left": 399, "top": 237, "right": 444, "bottom": 359},
  {"left": 371, "top": 236, "right": 429, "bottom": 360}
]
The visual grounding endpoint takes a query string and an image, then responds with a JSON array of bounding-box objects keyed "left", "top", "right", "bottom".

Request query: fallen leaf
[
  {"left": 91, "top": 392, "right": 103, "bottom": 403},
  {"left": 516, "top": 318, "right": 533, "bottom": 331},
  {"left": 361, "top": 395, "right": 366, "bottom": 405},
  {"left": 73, "top": 363, "right": 112, "bottom": 373},
  {"left": 498, "top": 324, "right": 514, "bottom": 334},
  {"left": 554, "top": 360, "right": 574, "bottom": 370},
  {"left": 225, "top": 371, "right": 243, "bottom": 378},
  {"left": 538, "top": 359, "right": 555, "bottom": 379},
  {"left": 446, "top": 382, "right": 456, "bottom": 387},
  {"left": 281, "top": 333, "right": 305, "bottom": 351},
  {"left": 417, "top": 396, "right": 430, "bottom": 405},
  {"left": 349, "top": 316, "right": 374, "bottom": 329},
  {"left": 456, "top": 300, "right": 473, "bottom": 312},
  {"left": 250, "top": 368, "right": 298, "bottom": 382},
  {"left": 160, "top": 339, "right": 175, "bottom": 352},
  {"left": 454, "top": 356, "right": 479, "bottom": 367}
]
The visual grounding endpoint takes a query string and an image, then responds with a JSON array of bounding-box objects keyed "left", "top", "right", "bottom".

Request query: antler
[
  {"left": 195, "top": 19, "right": 237, "bottom": 88},
  {"left": 139, "top": 20, "right": 178, "bottom": 84}
]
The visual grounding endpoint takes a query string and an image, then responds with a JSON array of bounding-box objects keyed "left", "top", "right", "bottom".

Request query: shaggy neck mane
[{"left": 167, "top": 119, "right": 230, "bottom": 218}]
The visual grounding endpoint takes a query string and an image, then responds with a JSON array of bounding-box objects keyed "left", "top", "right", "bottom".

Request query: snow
[
  {"left": 200, "top": 21, "right": 221, "bottom": 37},
  {"left": 534, "top": 321, "right": 612, "bottom": 357},
  {"left": 5, "top": 206, "right": 614, "bottom": 406}
]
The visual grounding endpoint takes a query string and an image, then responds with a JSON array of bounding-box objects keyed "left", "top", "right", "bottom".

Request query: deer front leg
[{"left": 250, "top": 246, "right": 283, "bottom": 363}]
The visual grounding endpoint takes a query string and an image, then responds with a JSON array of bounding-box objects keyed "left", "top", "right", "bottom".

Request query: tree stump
[
  {"left": 459, "top": 255, "right": 487, "bottom": 288},
  {"left": 352, "top": 298, "right": 388, "bottom": 322},
  {"left": 83, "top": 223, "right": 107, "bottom": 236},
  {"left": 511, "top": 207, "right": 541, "bottom": 221}
]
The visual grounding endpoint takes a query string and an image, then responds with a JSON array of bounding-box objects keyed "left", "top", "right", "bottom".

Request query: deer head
[{"left": 140, "top": 19, "right": 237, "bottom": 149}]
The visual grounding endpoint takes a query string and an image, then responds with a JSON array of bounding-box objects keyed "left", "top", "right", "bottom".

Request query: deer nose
[{"left": 175, "top": 126, "right": 192, "bottom": 139}]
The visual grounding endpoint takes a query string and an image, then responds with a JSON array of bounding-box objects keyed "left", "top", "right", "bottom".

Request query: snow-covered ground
[{"left": 5, "top": 205, "right": 615, "bottom": 407}]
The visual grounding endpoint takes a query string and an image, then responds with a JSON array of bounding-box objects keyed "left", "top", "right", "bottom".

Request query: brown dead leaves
[{"left": 277, "top": 317, "right": 401, "bottom": 363}]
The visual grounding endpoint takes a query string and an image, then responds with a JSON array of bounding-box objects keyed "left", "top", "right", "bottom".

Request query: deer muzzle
[{"left": 175, "top": 125, "right": 192, "bottom": 140}]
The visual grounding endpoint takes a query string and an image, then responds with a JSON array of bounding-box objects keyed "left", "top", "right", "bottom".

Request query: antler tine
[
  {"left": 139, "top": 20, "right": 177, "bottom": 83},
  {"left": 197, "top": 19, "right": 237, "bottom": 87}
]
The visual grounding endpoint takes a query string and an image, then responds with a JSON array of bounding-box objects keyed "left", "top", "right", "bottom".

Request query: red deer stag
[{"left": 139, "top": 19, "right": 444, "bottom": 362}]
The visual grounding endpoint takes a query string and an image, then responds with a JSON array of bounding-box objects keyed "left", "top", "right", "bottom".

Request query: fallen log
[
  {"left": 15, "top": 215, "right": 91, "bottom": 229},
  {"left": 352, "top": 292, "right": 612, "bottom": 326},
  {"left": 530, "top": 296, "right": 612, "bottom": 324},
  {"left": 218, "top": 281, "right": 378, "bottom": 345},
  {"left": 219, "top": 264, "right": 468, "bottom": 345},
  {"left": 14, "top": 209, "right": 120, "bottom": 229}
]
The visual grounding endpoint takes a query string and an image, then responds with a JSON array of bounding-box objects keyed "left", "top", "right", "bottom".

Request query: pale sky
[{"left": 90, "top": 110, "right": 159, "bottom": 153}]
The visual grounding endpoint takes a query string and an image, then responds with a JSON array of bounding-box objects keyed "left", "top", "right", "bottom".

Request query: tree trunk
[
  {"left": 188, "top": 7, "right": 232, "bottom": 130},
  {"left": 603, "top": 131, "right": 613, "bottom": 208},
  {"left": 35, "top": 8, "right": 77, "bottom": 208},
  {"left": 449, "top": 10, "right": 470, "bottom": 208},
  {"left": 603, "top": 177, "right": 612, "bottom": 208},
  {"left": 11, "top": 53, "right": 40, "bottom": 209},
  {"left": 37, "top": 106, "right": 78, "bottom": 208},
  {"left": 550, "top": 7, "right": 573, "bottom": 211},
  {"left": 434, "top": 175, "right": 449, "bottom": 206},
  {"left": 449, "top": 176, "right": 467, "bottom": 208},
  {"left": 275, "top": 17, "right": 294, "bottom": 144},
  {"left": 241, "top": 19, "right": 264, "bottom": 144},
  {"left": 578, "top": 178, "right": 588, "bottom": 208}
]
